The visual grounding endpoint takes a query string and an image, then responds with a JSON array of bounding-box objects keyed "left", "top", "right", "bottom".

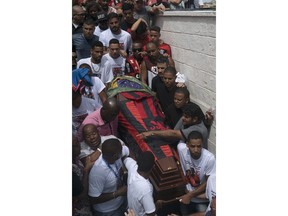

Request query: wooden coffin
[{"left": 149, "top": 156, "right": 187, "bottom": 201}]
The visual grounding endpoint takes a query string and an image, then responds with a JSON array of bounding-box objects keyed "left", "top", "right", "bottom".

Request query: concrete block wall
[{"left": 155, "top": 10, "right": 216, "bottom": 155}]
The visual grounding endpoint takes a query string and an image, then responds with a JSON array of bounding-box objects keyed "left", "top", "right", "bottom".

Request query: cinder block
[
  {"left": 208, "top": 125, "right": 216, "bottom": 144},
  {"left": 176, "top": 63, "right": 216, "bottom": 92},
  {"left": 173, "top": 47, "right": 216, "bottom": 75},
  {"left": 157, "top": 16, "right": 216, "bottom": 37},
  {"left": 161, "top": 32, "right": 216, "bottom": 56},
  {"left": 207, "top": 141, "right": 216, "bottom": 156},
  {"left": 188, "top": 83, "right": 216, "bottom": 109}
]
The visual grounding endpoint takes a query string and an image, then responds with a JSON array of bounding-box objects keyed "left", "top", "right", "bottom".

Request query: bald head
[
  {"left": 146, "top": 41, "right": 159, "bottom": 61},
  {"left": 100, "top": 97, "right": 120, "bottom": 123},
  {"left": 83, "top": 123, "right": 98, "bottom": 132},
  {"left": 73, "top": 5, "right": 86, "bottom": 25},
  {"left": 73, "top": 5, "right": 85, "bottom": 15},
  {"left": 146, "top": 41, "right": 157, "bottom": 50}
]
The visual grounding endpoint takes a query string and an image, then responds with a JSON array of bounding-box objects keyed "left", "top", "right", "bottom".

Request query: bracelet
[{"left": 113, "top": 192, "right": 116, "bottom": 199}]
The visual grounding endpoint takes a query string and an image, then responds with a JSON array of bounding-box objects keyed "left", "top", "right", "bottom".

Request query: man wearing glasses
[
  {"left": 72, "top": 5, "right": 86, "bottom": 35},
  {"left": 124, "top": 41, "right": 146, "bottom": 79}
]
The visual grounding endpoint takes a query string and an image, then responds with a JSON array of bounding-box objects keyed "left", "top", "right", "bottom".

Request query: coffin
[
  {"left": 107, "top": 76, "right": 187, "bottom": 201},
  {"left": 150, "top": 156, "right": 186, "bottom": 201}
]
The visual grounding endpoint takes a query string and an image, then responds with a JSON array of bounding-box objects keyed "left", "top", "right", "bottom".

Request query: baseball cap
[{"left": 96, "top": 11, "right": 108, "bottom": 23}]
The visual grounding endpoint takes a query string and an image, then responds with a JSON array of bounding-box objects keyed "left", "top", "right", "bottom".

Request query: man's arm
[
  {"left": 178, "top": 182, "right": 207, "bottom": 205},
  {"left": 76, "top": 154, "right": 98, "bottom": 200},
  {"left": 204, "top": 109, "right": 214, "bottom": 127},
  {"left": 119, "top": 49, "right": 128, "bottom": 58},
  {"left": 130, "top": 18, "right": 143, "bottom": 40},
  {"left": 140, "top": 61, "right": 148, "bottom": 85},
  {"left": 98, "top": 89, "right": 107, "bottom": 104},
  {"left": 131, "top": 18, "right": 148, "bottom": 32},
  {"left": 89, "top": 185, "right": 127, "bottom": 204},
  {"left": 168, "top": 55, "right": 175, "bottom": 67},
  {"left": 89, "top": 191, "right": 117, "bottom": 204},
  {"left": 137, "top": 129, "right": 183, "bottom": 140},
  {"left": 177, "top": 174, "right": 210, "bottom": 205},
  {"left": 125, "top": 209, "right": 136, "bottom": 216},
  {"left": 102, "top": 61, "right": 114, "bottom": 89},
  {"left": 169, "top": 0, "right": 182, "bottom": 6}
]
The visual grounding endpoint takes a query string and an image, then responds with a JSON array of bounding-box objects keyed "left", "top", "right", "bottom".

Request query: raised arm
[
  {"left": 140, "top": 61, "right": 148, "bottom": 85},
  {"left": 98, "top": 89, "right": 108, "bottom": 104}
]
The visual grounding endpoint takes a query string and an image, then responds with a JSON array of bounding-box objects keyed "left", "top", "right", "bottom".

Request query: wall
[{"left": 155, "top": 10, "right": 216, "bottom": 155}]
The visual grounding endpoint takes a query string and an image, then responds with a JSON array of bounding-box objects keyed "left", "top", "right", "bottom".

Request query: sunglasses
[{"left": 132, "top": 48, "right": 143, "bottom": 52}]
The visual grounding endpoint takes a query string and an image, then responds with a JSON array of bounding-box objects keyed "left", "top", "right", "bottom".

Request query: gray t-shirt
[{"left": 174, "top": 120, "right": 208, "bottom": 149}]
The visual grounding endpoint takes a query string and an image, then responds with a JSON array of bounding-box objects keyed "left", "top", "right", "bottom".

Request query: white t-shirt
[
  {"left": 72, "top": 96, "right": 99, "bottom": 132},
  {"left": 90, "top": 76, "right": 105, "bottom": 106},
  {"left": 99, "top": 28, "right": 132, "bottom": 53},
  {"left": 77, "top": 57, "right": 114, "bottom": 84},
  {"left": 124, "top": 157, "right": 155, "bottom": 216},
  {"left": 94, "top": 26, "right": 105, "bottom": 37},
  {"left": 79, "top": 135, "right": 125, "bottom": 159},
  {"left": 206, "top": 173, "right": 216, "bottom": 201},
  {"left": 147, "top": 65, "right": 158, "bottom": 88},
  {"left": 179, "top": 147, "right": 215, "bottom": 191},
  {"left": 205, "top": 173, "right": 216, "bottom": 213},
  {"left": 102, "top": 53, "right": 126, "bottom": 77},
  {"left": 89, "top": 145, "right": 130, "bottom": 213}
]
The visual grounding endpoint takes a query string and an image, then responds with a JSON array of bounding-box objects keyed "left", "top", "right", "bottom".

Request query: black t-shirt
[
  {"left": 165, "top": 103, "right": 183, "bottom": 129},
  {"left": 151, "top": 75, "right": 164, "bottom": 92},
  {"left": 156, "top": 84, "right": 179, "bottom": 115},
  {"left": 120, "top": 19, "right": 137, "bottom": 32}
]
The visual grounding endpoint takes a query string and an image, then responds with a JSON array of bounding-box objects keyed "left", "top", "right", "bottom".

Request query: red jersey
[
  {"left": 158, "top": 42, "right": 172, "bottom": 57},
  {"left": 125, "top": 56, "right": 141, "bottom": 80},
  {"left": 144, "top": 40, "right": 172, "bottom": 57}
]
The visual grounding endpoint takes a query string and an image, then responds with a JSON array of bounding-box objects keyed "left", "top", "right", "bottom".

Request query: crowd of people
[
  {"left": 72, "top": 0, "right": 216, "bottom": 216},
  {"left": 72, "top": 0, "right": 207, "bottom": 16}
]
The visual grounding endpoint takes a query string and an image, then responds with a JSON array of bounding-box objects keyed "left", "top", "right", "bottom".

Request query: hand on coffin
[
  {"left": 176, "top": 193, "right": 191, "bottom": 205},
  {"left": 136, "top": 131, "right": 155, "bottom": 139}
]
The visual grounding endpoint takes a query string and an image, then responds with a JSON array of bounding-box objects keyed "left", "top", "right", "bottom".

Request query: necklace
[
  {"left": 90, "top": 59, "right": 101, "bottom": 75},
  {"left": 190, "top": 159, "right": 200, "bottom": 170},
  {"left": 186, "top": 149, "right": 201, "bottom": 170}
]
